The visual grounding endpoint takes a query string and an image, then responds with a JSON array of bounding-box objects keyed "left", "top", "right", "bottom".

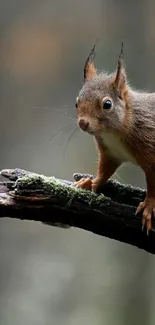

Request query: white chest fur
[{"left": 100, "top": 131, "right": 136, "bottom": 164}]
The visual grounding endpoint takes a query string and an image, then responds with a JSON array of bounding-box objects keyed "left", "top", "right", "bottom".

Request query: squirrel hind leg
[{"left": 136, "top": 198, "right": 155, "bottom": 235}]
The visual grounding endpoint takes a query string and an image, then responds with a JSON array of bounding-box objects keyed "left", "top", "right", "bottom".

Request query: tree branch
[{"left": 0, "top": 168, "right": 154, "bottom": 255}]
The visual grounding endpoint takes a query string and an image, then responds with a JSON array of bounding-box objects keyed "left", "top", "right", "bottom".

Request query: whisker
[
  {"left": 92, "top": 160, "right": 98, "bottom": 164},
  {"left": 31, "top": 105, "right": 76, "bottom": 121},
  {"left": 63, "top": 126, "right": 79, "bottom": 158},
  {"left": 51, "top": 107, "right": 76, "bottom": 121},
  {"left": 48, "top": 125, "right": 70, "bottom": 143}
]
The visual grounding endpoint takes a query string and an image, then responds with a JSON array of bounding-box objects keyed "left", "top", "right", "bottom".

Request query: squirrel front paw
[
  {"left": 72, "top": 177, "right": 104, "bottom": 193},
  {"left": 136, "top": 198, "right": 155, "bottom": 235},
  {"left": 72, "top": 176, "right": 104, "bottom": 192},
  {"left": 72, "top": 177, "right": 92, "bottom": 190}
]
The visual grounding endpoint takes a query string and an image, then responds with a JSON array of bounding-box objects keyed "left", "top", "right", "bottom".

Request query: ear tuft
[
  {"left": 84, "top": 39, "right": 98, "bottom": 82},
  {"left": 113, "top": 42, "right": 127, "bottom": 98}
]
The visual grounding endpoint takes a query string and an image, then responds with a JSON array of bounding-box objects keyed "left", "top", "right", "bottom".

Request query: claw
[
  {"left": 136, "top": 198, "right": 155, "bottom": 234},
  {"left": 72, "top": 177, "right": 103, "bottom": 193}
]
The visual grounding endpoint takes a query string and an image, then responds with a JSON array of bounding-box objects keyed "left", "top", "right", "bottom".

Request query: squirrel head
[{"left": 76, "top": 42, "right": 129, "bottom": 135}]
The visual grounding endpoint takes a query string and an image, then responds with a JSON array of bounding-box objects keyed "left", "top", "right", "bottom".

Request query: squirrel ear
[
  {"left": 84, "top": 40, "right": 98, "bottom": 82},
  {"left": 113, "top": 42, "right": 127, "bottom": 97}
]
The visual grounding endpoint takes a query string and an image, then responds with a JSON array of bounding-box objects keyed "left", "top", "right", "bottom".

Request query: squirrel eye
[{"left": 103, "top": 99, "right": 112, "bottom": 110}]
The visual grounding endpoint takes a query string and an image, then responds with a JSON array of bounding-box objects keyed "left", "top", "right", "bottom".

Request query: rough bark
[{"left": 0, "top": 168, "right": 154, "bottom": 255}]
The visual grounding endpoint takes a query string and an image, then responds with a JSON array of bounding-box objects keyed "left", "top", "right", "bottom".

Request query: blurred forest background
[{"left": 0, "top": 0, "right": 155, "bottom": 324}]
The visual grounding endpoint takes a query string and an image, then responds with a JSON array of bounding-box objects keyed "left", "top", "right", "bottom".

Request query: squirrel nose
[{"left": 78, "top": 119, "right": 89, "bottom": 131}]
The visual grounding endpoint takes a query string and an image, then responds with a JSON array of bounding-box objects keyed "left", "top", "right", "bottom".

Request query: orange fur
[{"left": 73, "top": 44, "right": 155, "bottom": 234}]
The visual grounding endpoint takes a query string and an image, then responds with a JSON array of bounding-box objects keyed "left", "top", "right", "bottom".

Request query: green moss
[{"left": 13, "top": 173, "right": 108, "bottom": 209}]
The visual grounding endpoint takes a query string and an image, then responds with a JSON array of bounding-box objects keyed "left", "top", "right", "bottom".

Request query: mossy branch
[{"left": 0, "top": 168, "right": 154, "bottom": 255}]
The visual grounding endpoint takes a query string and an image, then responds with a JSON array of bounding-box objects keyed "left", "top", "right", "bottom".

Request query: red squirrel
[{"left": 73, "top": 42, "right": 155, "bottom": 234}]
